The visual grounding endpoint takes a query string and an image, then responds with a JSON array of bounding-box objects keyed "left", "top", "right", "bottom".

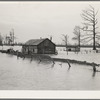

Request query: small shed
[{"left": 22, "top": 38, "right": 56, "bottom": 54}]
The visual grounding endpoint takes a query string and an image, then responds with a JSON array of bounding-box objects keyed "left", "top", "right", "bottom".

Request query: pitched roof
[{"left": 25, "top": 38, "right": 46, "bottom": 45}]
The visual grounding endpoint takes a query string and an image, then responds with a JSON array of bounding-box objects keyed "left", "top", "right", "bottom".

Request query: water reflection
[
  {"left": 1, "top": 53, "right": 100, "bottom": 90},
  {"left": 92, "top": 71, "right": 96, "bottom": 77},
  {"left": 59, "top": 63, "right": 62, "bottom": 67},
  {"left": 51, "top": 63, "right": 55, "bottom": 68},
  {"left": 68, "top": 67, "right": 71, "bottom": 71},
  {"left": 30, "top": 58, "right": 33, "bottom": 63},
  {"left": 38, "top": 59, "right": 41, "bottom": 64}
]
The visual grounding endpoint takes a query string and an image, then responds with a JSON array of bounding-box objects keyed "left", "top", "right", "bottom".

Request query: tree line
[
  {"left": 0, "top": 5, "right": 100, "bottom": 50},
  {"left": 62, "top": 5, "right": 100, "bottom": 53},
  {"left": 0, "top": 29, "right": 17, "bottom": 45}
]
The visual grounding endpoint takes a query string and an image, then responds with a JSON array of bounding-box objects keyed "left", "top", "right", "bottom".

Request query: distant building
[
  {"left": 68, "top": 46, "right": 80, "bottom": 52},
  {"left": 22, "top": 38, "right": 56, "bottom": 54}
]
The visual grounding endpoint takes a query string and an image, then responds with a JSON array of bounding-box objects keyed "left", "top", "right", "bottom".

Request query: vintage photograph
[{"left": 0, "top": 1, "right": 100, "bottom": 90}]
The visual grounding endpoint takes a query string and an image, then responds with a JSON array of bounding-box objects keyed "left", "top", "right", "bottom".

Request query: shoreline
[{"left": 0, "top": 49, "right": 99, "bottom": 67}]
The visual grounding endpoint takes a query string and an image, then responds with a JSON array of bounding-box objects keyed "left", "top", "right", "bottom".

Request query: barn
[{"left": 22, "top": 38, "right": 56, "bottom": 54}]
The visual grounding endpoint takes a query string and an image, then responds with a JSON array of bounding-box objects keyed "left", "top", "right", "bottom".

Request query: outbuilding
[{"left": 22, "top": 38, "right": 56, "bottom": 54}]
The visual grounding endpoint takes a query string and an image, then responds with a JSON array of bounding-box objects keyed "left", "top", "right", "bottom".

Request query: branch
[
  {"left": 73, "top": 31, "right": 79, "bottom": 35},
  {"left": 95, "top": 26, "right": 98, "bottom": 29},
  {"left": 95, "top": 34, "right": 100, "bottom": 38},
  {"left": 81, "top": 36, "right": 92, "bottom": 41},
  {"left": 82, "top": 22, "right": 93, "bottom": 26},
  {"left": 83, "top": 29, "right": 93, "bottom": 32},
  {"left": 95, "top": 41, "right": 100, "bottom": 46},
  {"left": 88, "top": 7, "right": 94, "bottom": 13},
  {"left": 95, "top": 19, "right": 98, "bottom": 25},
  {"left": 82, "top": 10, "right": 93, "bottom": 19},
  {"left": 89, "top": 5, "right": 94, "bottom": 10},
  {"left": 85, "top": 38, "right": 93, "bottom": 43},
  {"left": 83, "top": 34, "right": 93, "bottom": 36},
  {"left": 95, "top": 9, "right": 99, "bottom": 15},
  {"left": 96, "top": 32, "right": 100, "bottom": 34},
  {"left": 72, "top": 37, "right": 78, "bottom": 40},
  {"left": 62, "top": 39, "right": 67, "bottom": 42},
  {"left": 96, "top": 34, "right": 100, "bottom": 37},
  {"left": 81, "top": 13, "right": 93, "bottom": 22},
  {"left": 80, "top": 39, "right": 92, "bottom": 44},
  {"left": 96, "top": 37, "right": 100, "bottom": 39},
  {"left": 62, "top": 34, "right": 69, "bottom": 44},
  {"left": 81, "top": 14, "right": 93, "bottom": 22}
]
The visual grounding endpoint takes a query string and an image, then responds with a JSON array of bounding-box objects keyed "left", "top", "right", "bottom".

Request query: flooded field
[{"left": 0, "top": 52, "right": 100, "bottom": 90}]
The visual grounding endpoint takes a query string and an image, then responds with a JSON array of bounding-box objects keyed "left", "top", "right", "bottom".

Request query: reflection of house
[{"left": 22, "top": 38, "right": 56, "bottom": 54}]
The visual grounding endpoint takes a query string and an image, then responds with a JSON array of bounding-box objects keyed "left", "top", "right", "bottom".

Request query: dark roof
[{"left": 25, "top": 38, "right": 46, "bottom": 45}]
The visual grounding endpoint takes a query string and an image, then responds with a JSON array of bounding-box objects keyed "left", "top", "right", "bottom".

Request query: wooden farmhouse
[{"left": 22, "top": 38, "right": 56, "bottom": 54}]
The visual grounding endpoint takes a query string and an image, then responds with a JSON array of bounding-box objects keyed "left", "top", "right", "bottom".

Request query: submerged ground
[{"left": 0, "top": 46, "right": 100, "bottom": 90}]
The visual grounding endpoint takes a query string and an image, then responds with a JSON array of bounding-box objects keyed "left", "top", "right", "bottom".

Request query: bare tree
[
  {"left": 72, "top": 26, "right": 81, "bottom": 47},
  {"left": 10, "top": 29, "right": 15, "bottom": 44},
  {"left": 9, "top": 28, "right": 17, "bottom": 45},
  {"left": 6, "top": 36, "right": 12, "bottom": 45},
  {"left": 62, "top": 34, "right": 69, "bottom": 55},
  {"left": 81, "top": 5, "right": 100, "bottom": 50}
]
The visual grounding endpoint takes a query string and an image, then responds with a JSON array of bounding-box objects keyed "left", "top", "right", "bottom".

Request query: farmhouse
[{"left": 22, "top": 38, "right": 56, "bottom": 54}]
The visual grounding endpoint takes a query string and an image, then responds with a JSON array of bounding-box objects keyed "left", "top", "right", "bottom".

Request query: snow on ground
[
  {"left": 0, "top": 46, "right": 22, "bottom": 52},
  {"left": 0, "top": 46, "right": 100, "bottom": 64},
  {"left": 51, "top": 47, "right": 100, "bottom": 64}
]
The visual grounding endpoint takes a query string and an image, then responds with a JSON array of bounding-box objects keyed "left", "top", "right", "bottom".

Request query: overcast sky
[{"left": 0, "top": 1, "right": 100, "bottom": 44}]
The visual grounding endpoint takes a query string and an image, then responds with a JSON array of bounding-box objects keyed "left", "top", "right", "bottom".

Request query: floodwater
[
  {"left": 0, "top": 53, "right": 100, "bottom": 90},
  {"left": 0, "top": 46, "right": 100, "bottom": 90}
]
